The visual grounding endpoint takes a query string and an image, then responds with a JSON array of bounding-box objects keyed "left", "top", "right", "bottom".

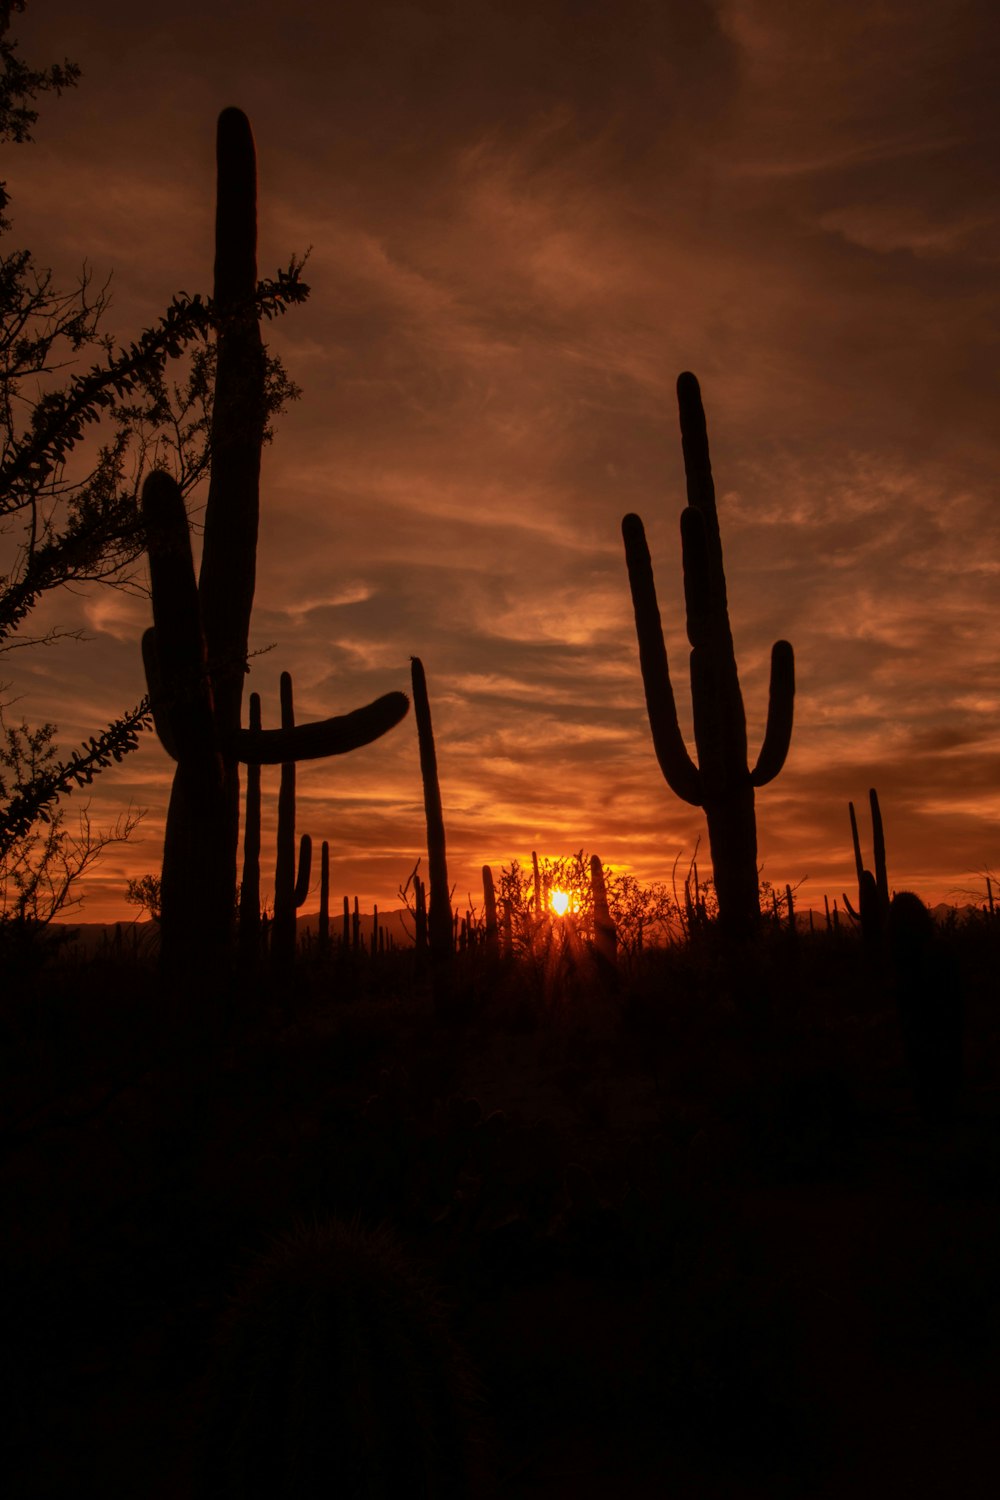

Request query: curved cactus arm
[
  {"left": 141, "top": 627, "right": 180, "bottom": 761},
  {"left": 141, "top": 470, "right": 218, "bottom": 765},
  {"left": 750, "top": 641, "right": 795, "bottom": 787},
  {"left": 294, "top": 833, "right": 312, "bottom": 908},
  {"left": 235, "top": 691, "right": 409, "bottom": 763},
  {"left": 622, "top": 512, "right": 702, "bottom": 806}
]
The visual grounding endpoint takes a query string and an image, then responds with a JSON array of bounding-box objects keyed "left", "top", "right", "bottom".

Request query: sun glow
[{"left": 550, "top": 889, "right": 570, "bottom": 916}]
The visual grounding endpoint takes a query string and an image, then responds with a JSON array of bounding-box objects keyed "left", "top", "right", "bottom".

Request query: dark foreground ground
[{"left": 3, "top": 922, "right": 999, "bottom": 1497}]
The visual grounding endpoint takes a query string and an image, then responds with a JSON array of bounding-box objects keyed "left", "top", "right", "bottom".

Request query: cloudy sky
[{"left": 5, "top": 0, "right": 1000, "bottom": 922}]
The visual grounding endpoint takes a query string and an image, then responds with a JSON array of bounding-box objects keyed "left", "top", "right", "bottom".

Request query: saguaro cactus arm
[
  {"left": 234, "top": 692, "right": 408, "bottom": 763},
  {"left": 293, "top": 834, "right": 312, "bottom": 908},
  {"left": 140, "top": 628, "right": 178, "bottom": 760},
  {"left": 750, "top": 640, "right": 795, "bottom": 786},
  {"left": 621, "top": 512, "right": 703, "bottom": 807},
  {"left": 141, "top": 471, "right": 219, "bottom": 776}
]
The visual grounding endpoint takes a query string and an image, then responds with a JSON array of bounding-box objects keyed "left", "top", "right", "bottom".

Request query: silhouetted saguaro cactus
[
  {"left": 844, "top": 788, "right": 890, "bottom": 944},
  {"left": 410, "top": 657, "right": 452, "bottom": 966},
  {"left": 482, "top": 865, "right": 499, "bottom": 961},
  {"left": 237, "top": 691, "right": 262, "bottom": 962},
  {"left": 622, "top": 371, "right": 794, "bottom": 940},
  {"left": 318, "top": 840, "right": 330, "bottom": 953},
  {"left": 142, "top": 111, "right": 408, "bottom": 972},
  {"left": 414, "top": 876, "right": 428, "bottom": 957},
  {"left": 272, "top": 672, "right": 312, "bottom": 968},
  {"left": 590, "top": 854, "right": 617, "bottom": 969}
]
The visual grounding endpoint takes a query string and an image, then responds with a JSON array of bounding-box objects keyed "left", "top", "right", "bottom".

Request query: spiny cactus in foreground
[
  {"left": 843, "top": 788, "right": 889, "bottom": 945},
  {"left": 142, "top": 110, "right": 407, "bottom": 970},
  {"left": 622, "top": 371, "right": 794, "bottom": 939},
  {"left": 195, "top": 1217, "right": 491, "bottom": 1498},
  {"left": 411, "top": 657, "right": 453, "bottom": 966}
]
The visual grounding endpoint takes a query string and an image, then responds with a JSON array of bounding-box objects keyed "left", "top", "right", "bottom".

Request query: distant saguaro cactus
[
  {"left": 318, "top": 840, "right": 330, "bottom": 953},
  {"left": 590, "top": 854, "right": 618, "bottom": 969},
  {"left": 272, "top": 672, "right": 313, "bottom": 968},
  {"left": 482, "top": 864, "right": 500, "bottom": 961},
  {"left": 410, "top": 657, "right": 453, "bottom": 966},
  {"left": 237, "top": 691, "right": 262, "bottom": 963},
  {"left": 622, "top": 371, "right": 794, "bottom": 939},
  {"left": 142, "top": 111, "right": 408, "bottom": 970},
  {"left": 195, "top": 1218, "right": 489, "bottom": 1498},
  {"left": 843, "top": 788, "right": 889, "bottom": 944}
]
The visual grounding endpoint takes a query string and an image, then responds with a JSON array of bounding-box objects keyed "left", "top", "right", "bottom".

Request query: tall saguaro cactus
[
  {"left": 622, "top": 372, "right": 795, "bottom": 938},
  {"left": 410, "top": 657, "right": 453, "bottom": 966},
  {"left": 143, "top": 110, "right": 408, "bottom": 970}
]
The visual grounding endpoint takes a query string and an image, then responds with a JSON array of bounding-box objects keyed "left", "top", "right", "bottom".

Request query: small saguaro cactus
[
  {"left": 410, "top": 657, "right": 453, "bottom": 966},
  {"left": 622, "top": 372, "right": 795, "bottom": 940},
  {"left": 318, "top": 840, "right": 330, "bottom": 952},
  {"left": 237, "top": 691, "right": 263, "bottom": 962},
  {"left": 272, "top": 671, "right": 313, "bottom": 968},
  {"left": 590, "top": 854, "right": 618, "bottom": 969},
  {"left": 843, "top": 788, "right": 890, "bottom": 944},
  {"left": 414, "top": 875, "right": 428, "bottom": 956},
  {"left": 482, "top": 865, "right": 500, "bottom": 961}
]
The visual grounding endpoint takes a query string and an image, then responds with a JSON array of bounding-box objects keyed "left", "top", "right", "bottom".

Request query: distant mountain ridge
[{"left": 43, "top": 909, "right": 417, "bottom": 956}]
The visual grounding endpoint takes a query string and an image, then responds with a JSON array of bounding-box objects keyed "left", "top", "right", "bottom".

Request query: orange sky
[{"left": 5, "top": 0, "right": 1000, "bottom": 923}]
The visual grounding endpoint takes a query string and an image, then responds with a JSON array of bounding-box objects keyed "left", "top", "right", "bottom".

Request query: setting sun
[{"left": 550, "top": 889, "right": 570, "bottom": 916}]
